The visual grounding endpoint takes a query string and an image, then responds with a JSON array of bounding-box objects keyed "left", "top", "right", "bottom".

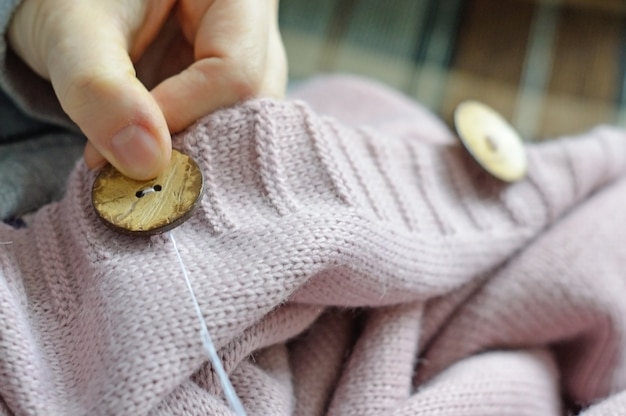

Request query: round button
[
  {"left": 454, "top": 100, "right": 528, "bottom": 182},
  {"left": 92, "top": 149, "right": 204, "bottom": 236}
]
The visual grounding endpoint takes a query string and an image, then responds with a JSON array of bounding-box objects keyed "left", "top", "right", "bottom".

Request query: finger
[
  {"left": 151, "top": 0, "right": 275, "bottom": 133},
  {"left": 259, "top": 5, "right": 288, "bottom": 99},
  {"left": 44, "top": 4, "right": 172, "bottom": 180},
  {"left": 84, "top": 141, "right": 106, "bottom": 170}
]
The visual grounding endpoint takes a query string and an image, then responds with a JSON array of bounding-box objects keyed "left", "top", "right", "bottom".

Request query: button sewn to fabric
[
  {"left": 91, "top": 149, "right": 204, "bottom": 236},
  {"left": 454, "top": 100, "right": 528, "bottom": 182}
]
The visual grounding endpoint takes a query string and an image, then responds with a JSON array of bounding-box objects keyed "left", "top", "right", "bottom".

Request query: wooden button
[
  {"left": 454, "top": 100, "right": 528, "bottom": 182},
  {"left": 92, "top": 149, "right": 204, "bottom": 236}
]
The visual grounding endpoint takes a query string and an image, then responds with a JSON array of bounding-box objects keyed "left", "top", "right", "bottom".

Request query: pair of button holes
[
  {"left": 92, "top": 149, "right": 204, "bottom": 236},
  {"left": 135, "top": 184, "right": 162, "bottom": 198}
]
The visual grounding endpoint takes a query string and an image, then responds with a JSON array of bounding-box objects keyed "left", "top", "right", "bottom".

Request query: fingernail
[{"left": 111, "top": 125, "right": 162, "bottom": 179}]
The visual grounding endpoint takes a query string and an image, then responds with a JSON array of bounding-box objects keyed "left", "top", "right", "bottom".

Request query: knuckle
[
  {"left": 61, "top": 73, "right": 101, "bottom": 112},
  {"left": 59, "top": 71, "right": 118, "bottom": 120},
  {"left": 227, "top": 63, "right": 264, "bottom": 101}
]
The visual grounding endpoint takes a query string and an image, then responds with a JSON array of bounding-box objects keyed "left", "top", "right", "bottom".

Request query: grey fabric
[
  {"left": 0, "top": 131, "right": 83, "bottom": 219},
  {"left": 0, "top": 88, "right": 53, "bottom": 142},
  {"left": 0, "top": 87, "right": 83, "bottom": 220},
  {"left": 0, "top": 1, "right": 83, "bottom": 220}
]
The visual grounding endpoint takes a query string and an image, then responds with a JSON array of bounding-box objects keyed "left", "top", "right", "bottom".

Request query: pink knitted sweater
[{"left": 1, "top": 76, "right": 626, "bottom": 415}]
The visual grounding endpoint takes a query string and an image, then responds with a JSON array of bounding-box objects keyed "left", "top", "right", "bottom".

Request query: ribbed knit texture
[{"left": 0, "top": 76, "right": 626, "bottom": 415}]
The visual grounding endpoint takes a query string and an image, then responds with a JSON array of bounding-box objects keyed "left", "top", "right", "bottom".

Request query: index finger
[{"left": 150, "top": 0, "right": 274, "bottom": 133}]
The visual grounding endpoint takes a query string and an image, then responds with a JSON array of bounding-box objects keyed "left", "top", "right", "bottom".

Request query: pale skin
[{"left": 8, "top": 0, "right": 287, "bottom": 180}]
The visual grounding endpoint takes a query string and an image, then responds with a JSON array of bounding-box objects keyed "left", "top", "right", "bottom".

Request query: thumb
[{"left": 43, "top": 5, "right": 171, "bottom": 180}]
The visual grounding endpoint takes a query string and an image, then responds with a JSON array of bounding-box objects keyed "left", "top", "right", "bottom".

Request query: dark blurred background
[{"left": 278, "top": 0, "right": 626, "bottom": 140}]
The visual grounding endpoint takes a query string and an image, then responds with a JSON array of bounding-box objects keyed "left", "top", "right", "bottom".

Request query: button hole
[
  {"left": 485, "top": 135, "right": 499, "bottom": 152},
  {"left": 136, "top": 185, "right": 162, "bottom": 198}
]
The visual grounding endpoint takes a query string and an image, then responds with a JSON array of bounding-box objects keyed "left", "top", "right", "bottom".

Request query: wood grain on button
[{"left": 92, "top": 149, "right": 204, "bottom": 235}]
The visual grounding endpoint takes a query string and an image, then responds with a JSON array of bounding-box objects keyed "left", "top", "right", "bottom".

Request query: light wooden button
[
  {"left": 454, "top": 100, "right": 528, "bottom": 182},
  {"left": 92, "top": 149, "right": 204, "bottom": 236}
]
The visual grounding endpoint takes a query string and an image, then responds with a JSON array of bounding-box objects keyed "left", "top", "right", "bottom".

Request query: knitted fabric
[{"left": 1, "top": 76, "right": 626, "bottom": 415}]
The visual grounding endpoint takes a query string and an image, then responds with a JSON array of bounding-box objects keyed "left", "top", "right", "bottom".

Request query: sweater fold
[{"left": 0, "top": 76, "right": 625, "bottom": 414}]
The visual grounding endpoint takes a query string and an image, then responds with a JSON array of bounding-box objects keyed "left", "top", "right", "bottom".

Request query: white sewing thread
[
  {"left": 138, "top": 187, "right": 158, "bottom": 197},
  {"left": 168, "top": 231, "right": 247, "bottom": 416},
  {"left": 0, "top": 242, "right": 12, "bottom": 245}
]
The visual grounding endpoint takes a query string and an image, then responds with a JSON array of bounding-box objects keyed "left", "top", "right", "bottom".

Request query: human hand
[{"left": 8, "top": 0, "right": 287, "bottom": 180}]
